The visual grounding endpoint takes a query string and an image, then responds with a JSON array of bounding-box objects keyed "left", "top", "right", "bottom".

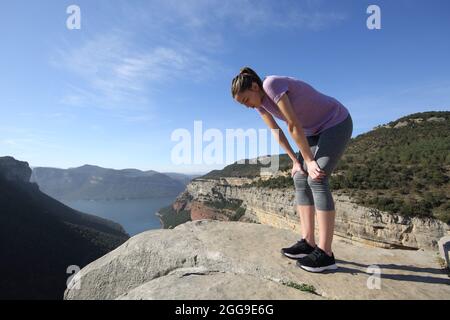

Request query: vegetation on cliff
[{"left": 157, "top": 205, "right": 192, "bottom": 229}]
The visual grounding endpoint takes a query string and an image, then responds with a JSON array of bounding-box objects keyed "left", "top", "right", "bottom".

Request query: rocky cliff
[
  {"left": 0, "top": 156, "right": 130, "bottom": 299},
  {"left": 169, "top": 177, "right": 448, "bottom": 251},
  {"left": 64, "top": 219, "right": 450, "bottom": 300},
  {"left": 0, "top": 156, "right": 32, "bottom": 183}
]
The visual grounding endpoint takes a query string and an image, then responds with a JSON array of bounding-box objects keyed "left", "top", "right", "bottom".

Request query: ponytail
[{"left": 231, "top": 66, "right": 264, "bottom": 98}]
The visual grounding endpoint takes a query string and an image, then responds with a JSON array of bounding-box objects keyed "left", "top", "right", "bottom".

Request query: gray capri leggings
[{"left": 293, "top": 113, "right": 353, "bottom": 211}]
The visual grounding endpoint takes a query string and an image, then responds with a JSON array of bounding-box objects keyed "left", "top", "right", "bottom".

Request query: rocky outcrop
[
  {"left": 373, "top": 116, "right": 446, "bottom": 130},
  {"left": 427, "top": 116, "right": 446, "bottom": 122},
  {"left": 334, "top": 194, "right": 448, "bottom": 250},
  {"left": 64, "top": 219, "right": 450, "bottom": 300},
  {"left": 0, "top": 156, "right": 32, "bottom": 183},
  {"left": 171, "top": 178, "right": 448, "bottom": 251}
]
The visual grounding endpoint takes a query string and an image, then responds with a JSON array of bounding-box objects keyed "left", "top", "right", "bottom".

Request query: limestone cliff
[{"left": 168, "top": 177, "right": 448, "bottom": 251}]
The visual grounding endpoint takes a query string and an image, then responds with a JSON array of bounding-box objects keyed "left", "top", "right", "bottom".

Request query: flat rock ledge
[{"left": 64, "top": 220, "right": 450, "bottom": 300}]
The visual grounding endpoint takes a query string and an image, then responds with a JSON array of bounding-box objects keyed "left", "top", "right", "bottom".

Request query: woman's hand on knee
[
  {"left": 305, "top": 160, "right": 326, "bottom": 181},
  {"left": 291, "top": 160, "right": 307, "bottom": 177}
]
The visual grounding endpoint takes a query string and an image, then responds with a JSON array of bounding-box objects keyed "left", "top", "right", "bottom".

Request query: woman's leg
[
  {"left": 316, "top": 209, "right": 335, "bottom": 256},
  {"left": 306, "top": 114, "right": 353, "bottom": 256},
  {"left": 298, "top": 205, "right": 316, "bottom": 247},
  {"left": 293, "top": 137, "right": 319, "bottom": 246}
]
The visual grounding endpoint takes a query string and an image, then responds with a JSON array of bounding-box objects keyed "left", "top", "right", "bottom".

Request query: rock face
[
  {"left": 333, "top": 194, "right": 448, "bottom": 250},
  {"left": 64, "top": 219, "right": 450, "bottom": 300},
  {"left": 0, "top": 156, "right": 32, "bottom": 183},
  {"left": 174, "top": 178, "right": 449, "bottom": 251}
]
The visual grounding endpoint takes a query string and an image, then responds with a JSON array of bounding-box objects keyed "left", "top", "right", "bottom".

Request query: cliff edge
[{"left": 64, "top": 219, "right": 450, "bottom": 300}]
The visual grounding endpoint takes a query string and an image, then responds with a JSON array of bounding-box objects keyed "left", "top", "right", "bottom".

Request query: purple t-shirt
[{"left": 256, "top": 75, "right": 349, "bottom": 136}]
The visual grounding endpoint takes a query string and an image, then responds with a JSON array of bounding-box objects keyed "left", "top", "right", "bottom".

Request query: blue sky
[{"left": 1, "top": 0, "right": 449, "bottom": 173}]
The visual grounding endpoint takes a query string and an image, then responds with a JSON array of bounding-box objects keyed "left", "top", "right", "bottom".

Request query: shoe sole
[
  {"left": 280, "top": 250, "right": 308, "bottom": 259},
  {"left": 297, "top": 263, "right": 339, "bottom": 273}
]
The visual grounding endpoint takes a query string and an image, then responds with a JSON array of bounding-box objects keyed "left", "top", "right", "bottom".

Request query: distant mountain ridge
[
  {"left": 31, "top": 165, "right": 191, "bottom": 201},
  {"left": 162, "top": 172, "right": 202, "bottom": 185},
  {"left": 0, "top": 156, "right": 130, "bottom": 299}
]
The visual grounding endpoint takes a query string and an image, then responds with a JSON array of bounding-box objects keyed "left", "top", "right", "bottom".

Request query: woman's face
[{"left": 234, "top": 82, "right": 264, "bottom": 109}]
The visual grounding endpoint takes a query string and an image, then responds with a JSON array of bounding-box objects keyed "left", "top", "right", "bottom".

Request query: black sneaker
[
  {"left": 280, "top": 238, "right": 315, "bottom": 259},
  {"left": 296, "top": 246, "right": 338, "bottom": 272}
]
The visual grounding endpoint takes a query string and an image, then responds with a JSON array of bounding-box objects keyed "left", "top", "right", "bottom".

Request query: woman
[{"left": 231, "top": 67, "right": 353, "bottom": 273}]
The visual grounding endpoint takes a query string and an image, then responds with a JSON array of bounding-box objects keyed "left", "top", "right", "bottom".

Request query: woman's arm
[
  {"left": 275, "top": 93, "right": 315, "bottom": 163},
  {"left": 257, "top": 107, "right": 299, "bottom": 163},
  {"left": 275, "top": 92, "right": 326, "bottom": 180}
]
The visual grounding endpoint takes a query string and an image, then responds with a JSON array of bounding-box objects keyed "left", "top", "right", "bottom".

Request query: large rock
[{"left": 64, "top": 219, "right": 450, "bottom": 300}]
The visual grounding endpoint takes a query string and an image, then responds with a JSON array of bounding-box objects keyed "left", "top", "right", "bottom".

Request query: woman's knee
[
  {"left": 294, "top": 176, "right": 314, "bottom": 206},
  {"left": 293, "top": 170, "right": 308, "bottom": 189},
  {"left": 306, "top": 176, "right": 335, "bottom": 211},
  {"left": 307, "top": 175, "right": 330, "bottom": 191}
]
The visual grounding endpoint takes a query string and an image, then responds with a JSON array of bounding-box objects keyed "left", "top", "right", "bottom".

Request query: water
[{"left": 62, "top": 196, "right": 177, "bottom": 236}]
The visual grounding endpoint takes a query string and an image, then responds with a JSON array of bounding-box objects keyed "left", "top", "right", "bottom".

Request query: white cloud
[
  {"left": 128, "top": 0, "right": 346, "bottom": 31},
  {"left": 52, "top": 0, "right": 346, "bottom": 113},
  {"left": 53, "top": 32, "right": 225, "bottom": 110},
  {"left": 115, "top": 0, "right": 347, "bottom": 53}
]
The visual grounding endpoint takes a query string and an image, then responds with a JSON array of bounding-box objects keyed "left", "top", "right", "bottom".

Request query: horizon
[
  {"left": 1, "top": 1, "right": 449, "bottom": 172},
  {"left": 29, "top": 163, "right": 207, "bottom": 175}
]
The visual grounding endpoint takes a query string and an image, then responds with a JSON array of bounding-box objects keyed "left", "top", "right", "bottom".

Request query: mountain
[
  {"left": 30, "top": 165, "right": 187, "bottom": 201},
  {"left": 158, "top": 111, "right": 449, "bottom": 249},
  {"left": 325, "top": 111, "right": 450, "bottom": 224},
  {"left": 0, "top": 156, "right": 130, "bottom": 299}
]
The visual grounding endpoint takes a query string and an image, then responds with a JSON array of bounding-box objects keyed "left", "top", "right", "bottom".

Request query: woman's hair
[{"left": 231, "top": 66, "right": 264, "bottom": 98}]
